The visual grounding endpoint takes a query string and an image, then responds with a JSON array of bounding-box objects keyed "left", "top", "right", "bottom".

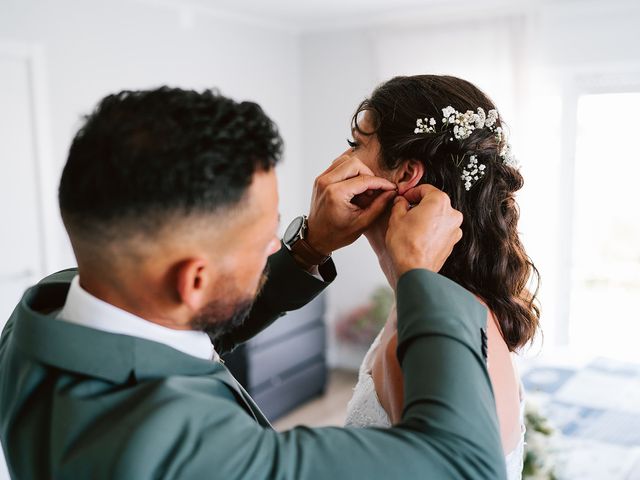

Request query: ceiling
[
  {"left": 140, "top": 0, "right": 534, "bottom": 32},
  {"left": 179, "top": 0, "right": 449, "bottom": 24}
]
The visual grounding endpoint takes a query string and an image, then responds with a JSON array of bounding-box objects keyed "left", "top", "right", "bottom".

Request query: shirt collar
[{"left": 57, "top": 276, "right": 218, "bottom": 362}]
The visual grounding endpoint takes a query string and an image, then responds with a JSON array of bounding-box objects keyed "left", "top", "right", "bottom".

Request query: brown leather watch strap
[{"left": 289, "top": 237, "right": 331, "bottom": 267}]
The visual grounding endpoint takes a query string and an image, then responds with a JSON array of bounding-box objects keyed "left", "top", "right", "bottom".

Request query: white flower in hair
[
  {"left": 442, "top": 107, "right": 479, "bottom": 140},
  {"left": 500, "top": 143, "right": 518, "bottom": 168},
  {"left": 485, "top": 109, "right": 499, "bottom": 128},
  {"left": 475, "top": 108, "right": 486, "bottom": 129},
  {"left": 412, "top": 105, "right": 518, "bottom": 192},
  {"left": 442, "top": 106, "right": 456, "bottom": 119},
  {"left": 461, "top": 154, "right": 486, "bottom": 191},
  {"left": 414, "top": 117, "right": 437, "bottom": 134},
  {"left": 494, "top": 126, "right": 519, "bottom": 167}
]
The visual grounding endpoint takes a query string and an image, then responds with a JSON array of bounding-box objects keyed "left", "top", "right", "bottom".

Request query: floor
[
  {"left": 521, "top": 354, "right": 640, "bottom": 479},
  {"left": 273, "top": 369, "right": 358, "bottom": 431}
]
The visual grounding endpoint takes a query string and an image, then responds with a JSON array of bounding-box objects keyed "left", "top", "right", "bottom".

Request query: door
[
  {"left": 0, "top": 45, "right": 49, "bottom": 480},
  {"left": 0, "top": 49, "right": 46, "bottom": 326}
]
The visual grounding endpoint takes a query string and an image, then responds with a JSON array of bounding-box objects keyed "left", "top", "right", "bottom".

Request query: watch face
[{"left": 283, "top": 216, "right": 305, "bottom": 244}]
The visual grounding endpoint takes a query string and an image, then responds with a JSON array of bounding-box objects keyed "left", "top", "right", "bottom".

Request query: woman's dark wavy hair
[{"left": 353, "top": 75, "right": 540, "bottom": 351}]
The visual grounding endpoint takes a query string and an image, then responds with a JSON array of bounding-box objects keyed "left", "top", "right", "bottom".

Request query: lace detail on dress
[
  {"left": 504, "top": 384, "right": 526, "bottom": 480},
  {"left": 344, "top": 329, "right": 391, "bottom": 428},
  {"left": 344, "top": 327, "right": 526, "bottom": 480}
]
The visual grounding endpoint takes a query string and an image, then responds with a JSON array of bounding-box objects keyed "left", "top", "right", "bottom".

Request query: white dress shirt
[{"left": 57, "top": 275, "right": 219, "bottom": 361}]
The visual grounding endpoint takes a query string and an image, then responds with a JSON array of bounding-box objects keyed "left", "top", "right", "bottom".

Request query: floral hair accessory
[
  {"left": 441, "top": 106, "right": 488, "bottom": 140},
  {"left": 414, "top": 117, "right": 437, "bottom": 134},
  {"left": 461, "top": 155, "right": 486, "bottom": 191},
  {"left": 414, "top": 105, "right": 519, "bottom": 190},
  {"left": 497, "top": 130, "right": 518, "bottom": 168}
]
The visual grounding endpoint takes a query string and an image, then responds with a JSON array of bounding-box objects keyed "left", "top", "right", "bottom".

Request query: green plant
[
  {"left": 523, "top": 402, "right": 558, "bottom": 479},
  {"left": 336, "top": 286, "right": 394, "bottom": 347}
]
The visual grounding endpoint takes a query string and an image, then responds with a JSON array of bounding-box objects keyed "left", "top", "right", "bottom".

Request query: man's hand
[
  {"left": 385, "top": 185, "right": 463, "bottom": 280},
  {"left": 305, "top": 153, "right": 397, "bottom": 255}
]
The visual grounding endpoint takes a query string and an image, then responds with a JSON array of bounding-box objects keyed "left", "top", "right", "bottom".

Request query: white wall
[
  {"left": 299, "top": 30, "right": 382, "bottom": 365},
  {"left": 0, "top": 0, "right": 303, "bottom": 275}
]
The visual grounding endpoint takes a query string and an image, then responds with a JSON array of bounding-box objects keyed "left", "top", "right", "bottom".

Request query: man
[{"left": 0, "top": 87, "right": 506, "bottom": 479}]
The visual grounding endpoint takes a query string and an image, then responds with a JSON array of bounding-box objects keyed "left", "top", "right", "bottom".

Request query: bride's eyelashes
[{"left": 347, "top": 138, "right": 359, "bottom": 149}]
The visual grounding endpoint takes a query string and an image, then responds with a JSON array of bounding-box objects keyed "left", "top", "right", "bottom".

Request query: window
[{"left": 569, "top": 92, "right": 640, "bottom": 361}]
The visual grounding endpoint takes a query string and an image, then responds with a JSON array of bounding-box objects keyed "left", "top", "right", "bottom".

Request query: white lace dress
[{"left": 345, "top": 328, "right": 525, "bottom": 480}]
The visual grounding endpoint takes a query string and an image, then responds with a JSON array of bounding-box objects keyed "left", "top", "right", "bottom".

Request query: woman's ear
[
  {"left": 395, "top": 159, "right": 425, "bottom": 196},
  {"left": 175, "top": 258, "right": 210, "bottom": 311}
]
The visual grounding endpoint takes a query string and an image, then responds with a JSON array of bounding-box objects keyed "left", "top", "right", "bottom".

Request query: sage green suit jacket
[{"left": 0, "top": 246, "right": 506, "bottom": 479}]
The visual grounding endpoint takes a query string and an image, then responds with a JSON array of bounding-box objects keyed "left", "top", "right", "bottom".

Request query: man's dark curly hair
[{"left": 59, "top": 87, "right": 283, "bottom": 240}]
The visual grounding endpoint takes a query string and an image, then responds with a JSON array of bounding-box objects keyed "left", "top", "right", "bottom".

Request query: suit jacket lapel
[
  {"left": 213, "top": 367, "right": 272, "bottom": 428},
  {"left": 14, "top": 279, "right": 273, "bottom": 428}
]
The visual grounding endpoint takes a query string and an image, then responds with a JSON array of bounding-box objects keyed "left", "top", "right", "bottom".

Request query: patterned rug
[{"left": 521, "top": 356, "right": 640, "bottom": 479}]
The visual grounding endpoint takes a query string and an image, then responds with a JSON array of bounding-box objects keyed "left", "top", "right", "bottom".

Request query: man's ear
[
  {"left": 395, "top": 159, "right": 425, "bottom": 196},
  {"left": 175, "top": 258, "right": 210, "bottom": 311}
]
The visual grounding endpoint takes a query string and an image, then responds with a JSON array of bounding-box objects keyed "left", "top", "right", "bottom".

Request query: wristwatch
[{"left": 283, "top": 215, "right": 331, "bottom": 267}]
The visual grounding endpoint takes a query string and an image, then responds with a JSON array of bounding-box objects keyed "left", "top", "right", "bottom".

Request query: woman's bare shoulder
[{"left": 483, "top": 307, "right": 523, "bottom": 454}]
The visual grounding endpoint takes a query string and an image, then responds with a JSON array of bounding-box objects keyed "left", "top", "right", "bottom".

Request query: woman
[{"left": 343, "top": 75, "right": 540, "bottom": 480}]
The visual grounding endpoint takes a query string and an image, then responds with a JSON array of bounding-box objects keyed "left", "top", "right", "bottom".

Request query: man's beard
[{"left": 189, "top": 267, "right": 269, "bottom": 341}]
